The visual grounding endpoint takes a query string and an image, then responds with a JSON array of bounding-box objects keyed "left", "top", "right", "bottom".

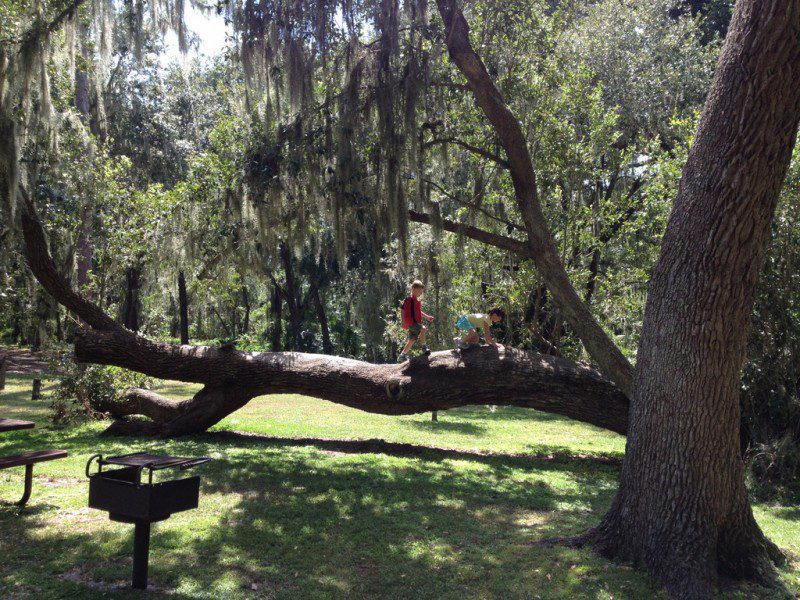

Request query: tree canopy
[{"left": 2, "top": 0, "right": 800, "bottom": 597}]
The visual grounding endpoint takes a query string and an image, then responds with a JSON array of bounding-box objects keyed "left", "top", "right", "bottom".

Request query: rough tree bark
[
  {"left": 589, "top": 1, "right": 800, "bottom": 597},
  {"left": 76, "top": 328, "right": 628, "bottom": 436}
]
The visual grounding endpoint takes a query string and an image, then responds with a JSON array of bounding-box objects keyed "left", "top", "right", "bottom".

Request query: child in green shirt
[{"left": 454, "top": 308, "right": 505, "bottom": 349}]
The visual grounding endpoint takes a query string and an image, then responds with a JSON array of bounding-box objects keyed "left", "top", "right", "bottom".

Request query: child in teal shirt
[{"left": 454, "top": 308, "right": 505, "bottom": 348}]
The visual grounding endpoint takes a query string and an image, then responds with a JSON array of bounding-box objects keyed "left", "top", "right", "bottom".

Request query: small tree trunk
[
  {"left": 169, "top": 295, "right": 178, "bottom": 338},
  {"left": 431, "top": 411, "right": 438, "bottom": 422},
  {"left": 178, "top": 270, "right": 189, "bottom": 345},
  {"left": 212, "top": 306, "right": 232, "bottom": 338},
  {"left": 585, "top": 249, "right": 600, "bottom": 304},
  {"left": 241, "top": 285, "right": 250, "bottom": 335},
  {"left": 270, "top": 283, "right": 283, "bottom": 351},
  {"left": 0, "top": 352, "right": 7, "bottom": 391},
  {"left": 54, "top": 307, "right": 63, "bottom": 342},
  {"left": 74, "top": 23, "right": 92, "bottom": 126},
  {"left": 310, "top": 282, "right": 333, "bottom": 354},
  {"left": 279, "top": 243, "right": 304, "bottom": 350},
  {"left": 74, "top": 25, "right": 95, "bottom": 305},
  {"left": 31, "top": 378, "right": 41, "bottom": 400},
  {"left": 122, "top": 267, "right": 141, "bottom": 332}
]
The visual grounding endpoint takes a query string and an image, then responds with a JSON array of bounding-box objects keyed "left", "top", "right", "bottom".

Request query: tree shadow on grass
[
  {"left": 206, "top": 430, "right": 621, "bottom": 470},
  {"left": 123, "top": 433, "right": 650, "bottom": 599},
  {"left": 0, "top": 502, "right": 200, "bottom": 599},
  {"left": 444, "top": 404, "right": 575, "bottom": 423},
  {"left": 774, "top": 506, "right": 800, "bottom": 521},
  {"left": 0, "top": 374, "right": 56, "bottom": 423},
  {"left": 3, "top": 429, "right": 649, "bottom": 598},
  {"left": 407, "top": 419, "right": 487, "bottom": 436}
]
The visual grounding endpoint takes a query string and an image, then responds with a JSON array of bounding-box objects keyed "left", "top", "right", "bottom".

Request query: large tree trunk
[{"left": 592, "top": 1, "right": 800, "bottom": 597}]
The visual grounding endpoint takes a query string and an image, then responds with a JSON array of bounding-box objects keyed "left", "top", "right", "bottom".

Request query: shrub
[{"left": 47, "top": 355, "right": 155, "bottom": 424}]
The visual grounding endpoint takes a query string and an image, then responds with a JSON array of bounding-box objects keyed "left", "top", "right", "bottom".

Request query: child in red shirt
[{"left": 399, "top": 280, "right": 434, "bottom": 362}]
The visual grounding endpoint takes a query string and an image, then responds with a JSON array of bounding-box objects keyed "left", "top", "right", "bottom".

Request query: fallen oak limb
[
  {"left": 97, "top": 388, "right": 183, "bottom": 423},
  {"left": 76, "top": 328, "right": 629, "bottom": 435}
]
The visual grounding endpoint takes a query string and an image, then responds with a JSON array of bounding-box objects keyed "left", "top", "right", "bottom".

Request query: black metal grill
[{"left": 86, "top": 452, "right": 211, "bottom": 589}]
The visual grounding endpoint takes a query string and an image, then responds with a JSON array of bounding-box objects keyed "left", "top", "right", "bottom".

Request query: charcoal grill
[{"left": 86, "top": 452, "right": 211, "bottom": 589}]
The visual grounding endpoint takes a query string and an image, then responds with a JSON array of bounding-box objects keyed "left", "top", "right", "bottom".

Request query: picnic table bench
[{"left": 0, "top": 418, "right": 67, "bottom": 507}]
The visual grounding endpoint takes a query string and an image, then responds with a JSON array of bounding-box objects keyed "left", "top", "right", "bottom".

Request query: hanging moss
[{"left": 2, "top": 0, "right": 443, "bottom": 283}]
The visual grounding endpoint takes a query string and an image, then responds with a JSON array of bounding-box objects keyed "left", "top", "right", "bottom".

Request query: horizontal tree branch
[
  {"left": 8, "top": 0, "right": 87, "bottom": 49},
  {"left": 76, "top": 328, "right": 629, "bottom": 435},
  {"left": 408, "top": 209, "right": 532, "bottom": 257},
  {"left": 423, "top": 137, "right": 510, "bottom": 169},
  {"left": 100, "top": 388, "right": 183, "bottom": 422},
  {"left": 423, "top": 178, "right": 526, "bottom": 232}
]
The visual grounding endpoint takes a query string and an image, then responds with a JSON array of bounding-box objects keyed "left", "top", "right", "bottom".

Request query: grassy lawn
[{"left": 1, "top": 374, "right": 798, "bottom": 599}]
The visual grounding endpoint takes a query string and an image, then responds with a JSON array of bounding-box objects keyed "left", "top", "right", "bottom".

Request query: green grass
[{"left": 1, "top": 374, "right": 798, "bottom": 599}]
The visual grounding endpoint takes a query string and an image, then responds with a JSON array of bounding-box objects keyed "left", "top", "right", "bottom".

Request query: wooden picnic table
[
  {"left": 0, "top": 418, "right": 36, "bottom": 433},
  {"left": 0, "top": 418, "right": 67, "bottom": 507}
]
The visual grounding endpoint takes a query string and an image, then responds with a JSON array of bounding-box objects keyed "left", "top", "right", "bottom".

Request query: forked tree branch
[{"left": 434, "top": 0, "right": 634, "bottom": 396}]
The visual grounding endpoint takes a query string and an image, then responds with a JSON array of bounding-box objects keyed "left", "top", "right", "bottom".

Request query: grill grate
[{"left": 99, "top": 452, "right": 211, "bottom": 471}]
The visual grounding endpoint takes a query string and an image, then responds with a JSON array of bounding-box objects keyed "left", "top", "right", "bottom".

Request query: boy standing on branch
[{"left": 399, "top": 280, "right": 434, "bottom": 362}]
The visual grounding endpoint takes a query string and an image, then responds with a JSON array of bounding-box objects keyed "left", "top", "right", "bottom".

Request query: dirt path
[{"left": 0, "top": 348, "right": 52, "bottom": 374}]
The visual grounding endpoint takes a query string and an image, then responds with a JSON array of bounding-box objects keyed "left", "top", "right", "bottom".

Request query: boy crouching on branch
[
  {"left": 454, "top": 308, "right": 505, "bottom": 349},
  {"left": 399, "top": 280, "right": 434, "bottom": 362}
]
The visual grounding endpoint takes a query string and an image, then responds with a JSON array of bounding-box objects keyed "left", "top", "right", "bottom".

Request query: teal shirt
[{"left": 465, "top": 313, "right": 491, "bottom": 329}]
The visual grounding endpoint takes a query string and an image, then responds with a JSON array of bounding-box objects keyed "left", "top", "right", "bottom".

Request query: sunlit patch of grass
[
  {"left": 214, "top": 392, "right": 628, "bottom": 458},
  {"left": 0, "top": 374, "right": 798, "bottom": 598}
]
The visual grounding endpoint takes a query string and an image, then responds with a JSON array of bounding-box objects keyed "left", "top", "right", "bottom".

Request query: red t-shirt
[{"left": 401, "top": 295, "right": 422, "bottom": 329}]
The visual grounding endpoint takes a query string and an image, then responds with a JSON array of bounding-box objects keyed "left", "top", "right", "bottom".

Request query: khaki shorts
[{"left": 407, "top": 322, "right": 423, "bottom": 341}]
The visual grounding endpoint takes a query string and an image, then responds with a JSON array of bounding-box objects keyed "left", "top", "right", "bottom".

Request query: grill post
[{"left": 132, "top": 520, "right": 151, "bottom": 589}]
